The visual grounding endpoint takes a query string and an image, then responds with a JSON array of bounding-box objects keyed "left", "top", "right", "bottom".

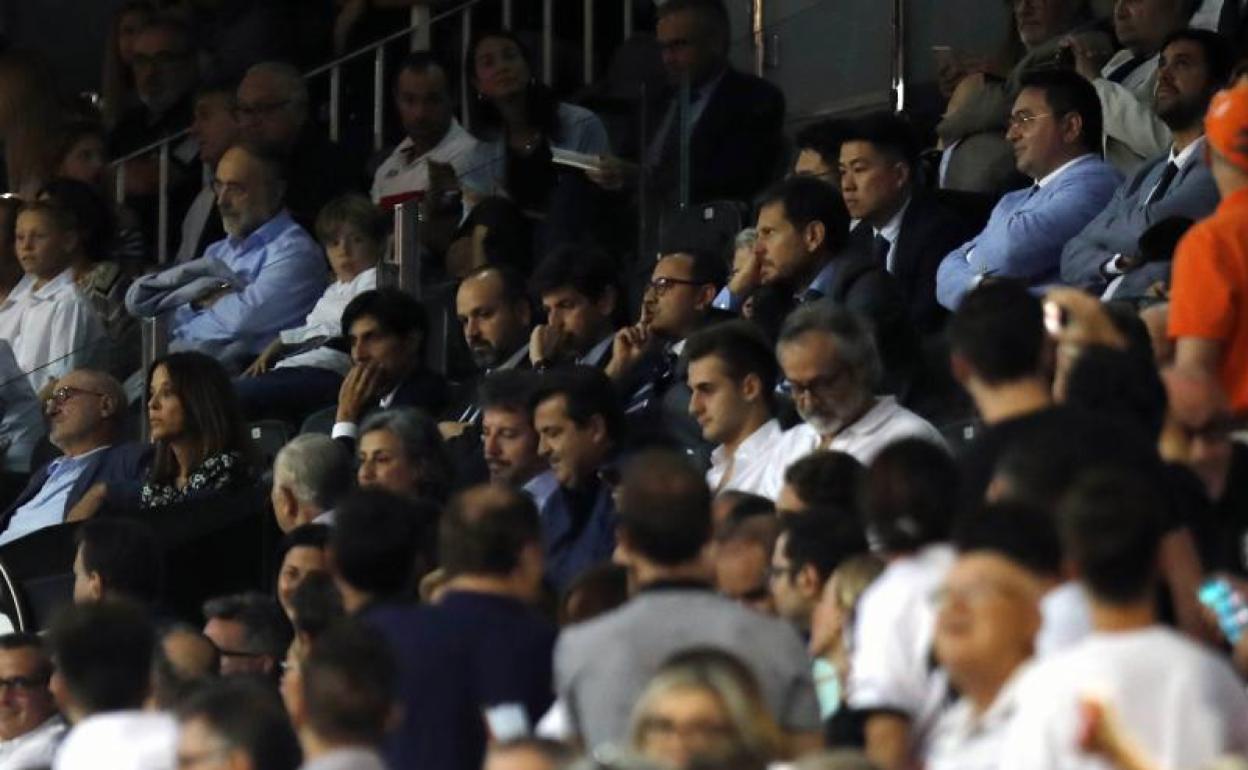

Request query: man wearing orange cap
[{"left": 1169, "top": 83, "right": 1248, "bottom": 412}]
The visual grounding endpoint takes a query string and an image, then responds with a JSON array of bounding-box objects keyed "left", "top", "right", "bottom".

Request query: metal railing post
[
  {"left": 373, "top": 47, "right": 386, "bottom": 152},
  {"left": 624, "top": 0, "right": 633, "bottom": 39},
  {"left": 114, "top": 163, "right": 126, "bottom": 206},
  {"left": 410, "top": 5, "right": 431, "bottom": 51},
  {"left": 503, "top": 0, "right": 513, "bottom": 29},
  {"left": 329, "top": 65, "right": 342, "bottom": 143},
  {"left": 751, "top": 0, "right": 765, "bottom": 78},
  {"left": 542, "top": 0, "right": 554, "bottom": 85},
  {"left": 583, "top": 0, "right": 594, "bottom": 86},
  {"left": 891, "top": 0, "right": 907, "bottom": 111},
  {"left": 157, "top": 142, "right": 170, "bottom": 264},
  {"left": 461, "top": 6, "right": 473, "bottom": 132},
  {"left": 140, "top": 317, "right": 169, "bottom": 441},
  {"left": 678, "top": 74, "right": 691, "bottom": 210},
  {"left": 392, "top": 201, "right": 422, "bottom": 299}
]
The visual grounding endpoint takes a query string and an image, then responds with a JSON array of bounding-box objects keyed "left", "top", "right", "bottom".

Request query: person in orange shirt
[{"left": 1169, "top": 83, "right": 1248, "bottom": 411}]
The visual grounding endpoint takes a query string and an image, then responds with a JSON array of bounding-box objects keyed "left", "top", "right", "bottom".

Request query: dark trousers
[{"left": 233, "top": 366, "right": 344, "bottom": 427}]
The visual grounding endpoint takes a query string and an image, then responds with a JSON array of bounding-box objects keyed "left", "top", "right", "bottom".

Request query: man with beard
[
  {"left": 769, "top": 302, "right": 944, "bottom": 489},
  {"left": 125, "top": 142, "right": 326, "bottom": 369},
  {"left": 1062, "top": 29, "right": 1232, "bottom": 296},
  {"left": 451, "top": 267, "right": 533, "bottom": 424}
]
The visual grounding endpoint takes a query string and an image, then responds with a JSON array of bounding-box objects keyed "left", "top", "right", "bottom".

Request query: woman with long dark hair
[
  {"left": 141, "top": 351, "right": 255, "bottom": 507},
  {"left": 460, "top": 29, "right": 610, "bottom": 243}
]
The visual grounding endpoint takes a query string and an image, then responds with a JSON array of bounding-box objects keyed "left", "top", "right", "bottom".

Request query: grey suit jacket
[{"left": 1060, "top": 140, "right": 1220, "bottom": 291}]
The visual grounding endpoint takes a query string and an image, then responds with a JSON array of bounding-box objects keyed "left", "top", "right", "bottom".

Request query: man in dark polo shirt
[{"left": 363, "top": 484, "right": 556, "bottom": 770}]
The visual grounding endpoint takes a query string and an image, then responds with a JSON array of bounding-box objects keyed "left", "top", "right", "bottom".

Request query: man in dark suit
[
  {"left": 0, "top": 371, "right": 150, "bottom": 545},
  {"left": 839, "top": 113, "right": 979, "bottom": 334},
  {"left": 588, "top": 0, "right": 785, "bottom": 216},
  {"left": 331, "top": 289, "right": 447, "bottom": 452}
]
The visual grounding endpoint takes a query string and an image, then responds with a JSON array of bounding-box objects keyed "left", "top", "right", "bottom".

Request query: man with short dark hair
[
  {"left": 201, "top": 593, "right": 291, "bottom": 678},
  {"left": 776, "top": 451, "right": 864, "bottom": 517},
  {"left": 371, "top": 53, "right": 479, "bottom": 208},
  {"left": 447, "top": 266, "right": 533, "bottom": 429},
  {"left": 529, "top": 367, "right": 621, "bottom": 592},
  {"left": 713, "top": 513, "right": 778, "bottom": 613},
  {"left": 175, "top": 678, "right": 301, "bottom": 770},
  {"left": 937, "top": 70, "right": 1123, "bottom": 308},
  {"left": 0, "top": 369, "right": 148, "bottom": 545},
  {"left": 479, "top": 370, "right": 547, "bottom": 492},
  {"left": 683, "top": 321, "right": 782, "bottom": 498},
  {"left": 287, "top": 620, "right": 396, "bottom": 770},
  {"left": 769, "top": 512, "right": 866, "bottom": 635},
  {"left": 48, "top": 600, "right": 157, "bottom": 723},
  {"left": 330, "top": 489, "right": 438, "bottom": 613},
  {"left": 1062, "top": 28, "right": 1231, "bottom": 294},
  {"left": 528, "top": 247, "right": 620, "bottom": 370},
  {"left": 0, "top": 634, "right": 64, "bottom": 768},
  {"left": 363, "top": 484, "right": 557, "bottom": 770},
  {"left": 331, "top": 289, "right": 447, "bottom": 449},
  {"left": 125, "top": 142, "right": 327, "bottom": 367},
  {"left": 72, "top": 518, "right": 163, "bottom": 607},
  {"left": 555, "top": 449, "right": 821, "bottom": 751},
  {"left": 839, "top": 112, "right": 978, "bottom": 331},
  {"left": 794, "top": 119, "right": 851, "bottom": 188},
  {"left": 999, "top": 472, "right": 1248, "bottom": 770}
]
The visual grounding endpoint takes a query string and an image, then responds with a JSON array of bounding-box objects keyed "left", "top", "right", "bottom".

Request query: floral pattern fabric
[{"left": 140, "top": 451, "right": 245, "bottom": 509}]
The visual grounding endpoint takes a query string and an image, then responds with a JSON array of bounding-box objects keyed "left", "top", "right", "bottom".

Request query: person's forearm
[{"left": 864, "top": 714, "right": 912, "bottom": 770}]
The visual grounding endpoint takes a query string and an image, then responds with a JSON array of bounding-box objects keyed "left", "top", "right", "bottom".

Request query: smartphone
[{"left": 1198, "top": 578, "right": 1248, "bottom": 644}]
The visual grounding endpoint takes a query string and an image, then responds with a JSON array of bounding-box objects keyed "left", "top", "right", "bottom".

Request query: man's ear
[
  {"left": 949, "top": 351, "right": 972, "bottom": 386},
  {"left": 796, "top": 565, "right": 822, "bottom": 600},
  {"left": 587, "top": 413, "right": 608, "bottom": 446},
  {"left": 87, "top": 571, "right": 104, "bottom": 602},
  {"left": 596, "top": 286, "right": 618, "bottom": 320},
  {"left": 803, "top": 220, "right": 827, "bottom": 254},
  {"left": 1061, "top": 111, "right": 1085, "bottom": 148},
  {"left": 740, "top": 372, "right": 763, "bottom": 404}
]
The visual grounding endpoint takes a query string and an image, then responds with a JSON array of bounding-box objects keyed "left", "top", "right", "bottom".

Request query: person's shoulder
[
  {"left": 557, "top": 599, "right": 635, "bottom": 657},
  {"left": 721, "top": 68, "right": 783, "bottom": 101}
]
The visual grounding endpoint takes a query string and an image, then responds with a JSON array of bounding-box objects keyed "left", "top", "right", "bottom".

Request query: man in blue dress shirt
[
  {"left": 126, "top": 142, "right": 326, "bottom": 370},
  {"left": 936, "top": 70, "right": 1123, "bottom": 309}
]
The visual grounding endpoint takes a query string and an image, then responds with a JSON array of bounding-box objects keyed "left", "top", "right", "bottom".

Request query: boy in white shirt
[{"left": 0, "top": 202, "right": 103, "bottom": 393}]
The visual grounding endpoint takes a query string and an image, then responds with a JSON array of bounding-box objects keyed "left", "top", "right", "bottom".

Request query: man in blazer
[
  {"left": 0, "top": 370, "right": 150, "bottom": 545},
  {"left": 1061, "top": 29, "right": 1233, "bottom": 294},
  {"left": 588, "top": 0, "right": 785, "bottom": 210},
  {"left": 937, "top": 70, "right": 1123, "bottom": 309},
  {"left": 839, "top": 112, "right": 980, "bottom": 333}
]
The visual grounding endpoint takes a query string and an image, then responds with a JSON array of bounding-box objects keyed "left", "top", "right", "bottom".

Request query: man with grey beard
[{"left": 125, "top": 142, "right": 326, "bottom": 370}]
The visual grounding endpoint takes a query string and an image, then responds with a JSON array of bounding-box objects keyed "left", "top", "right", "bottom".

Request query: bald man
[{"left": 0, "top": 370, "right": 151, "bottom": 545}]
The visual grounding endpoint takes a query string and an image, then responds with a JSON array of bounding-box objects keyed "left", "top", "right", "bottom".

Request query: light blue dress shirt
[
  {"left": 171, "top": 211, "right": 327, "bottom": 358},
  {"left": 935, "top": 154, "right": 1122, "bottom": 309},
  {"left": 0, "top": 446, "right": 108, "bottom": 546},
  {"left": 712, "top": 258, "right": 839, "bottom": 311}
]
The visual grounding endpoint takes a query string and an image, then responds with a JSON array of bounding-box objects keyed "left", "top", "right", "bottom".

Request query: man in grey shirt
[{"left": 553, "top": 448, "right": 822, "bottom": 753}]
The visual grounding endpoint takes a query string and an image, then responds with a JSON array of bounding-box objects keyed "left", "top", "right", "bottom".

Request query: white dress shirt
[
  {"left": 0, "top": 715, "right": 66, "bottom": 770},
  {"left": 875, "top": 197, "right": 912, "bottom": 274},
  {"left": 371, "top": 119, "right": 480, "bottom": 206},
  {"left": 53, "top": 711, "right": 176, "bottom": 770},
  {"left": 0, "top": 270, "right": 104, "bottom": 393},
  {"left": 274, "top": 267, "right": 377, "bottom": 375},
  {"left": 926, "top": 666, "right": 1029, "bottom": 770},
  {"left": 706, "top": 418, "right": 784, "bottom": 499}
]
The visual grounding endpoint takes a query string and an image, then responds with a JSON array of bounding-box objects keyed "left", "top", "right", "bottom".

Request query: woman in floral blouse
[{"left": 141, "top": 351, "right": 255, "bottom": 508}]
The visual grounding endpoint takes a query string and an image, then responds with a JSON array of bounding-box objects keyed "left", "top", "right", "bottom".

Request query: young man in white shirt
[
  {"left": 0, "top": 202, "right": 103, "bottom": 393},
  {"left": 683, "top": 320, "right": 784, "bottom": 498},
  {"left": 0, "top": 634, "right": 66, "bottom": 769},
  {"left": 1000, "top": 471, "right": 1248, "bottom": 770},
  {"left": 370, "top": 53, "right": 479, "bottom": 209}
]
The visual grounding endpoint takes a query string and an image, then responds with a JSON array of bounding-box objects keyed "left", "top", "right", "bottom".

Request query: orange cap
[{"left": 1206, "top": 84, "right": 1248, "bottom": 174}]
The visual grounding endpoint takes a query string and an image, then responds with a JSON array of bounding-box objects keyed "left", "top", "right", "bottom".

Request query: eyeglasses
[
  {"left": 233, "top": 99, "right": 293, "bottom": 120},
  {"left": 785, "top": 370, "right": 850, "bottom": 399},
  {"left": 645, "top": 276, "right": 707, "bottom": 297},
  {"left": 45, "top": 386, "right": 105, "bottom": 408},
  {"left": 0, "top": 675, "right": 49, "bottom": 693},
  {"left": 929, "top": 583, "right": 1022, "bottom": 609},
  {"left": 1007, "top": 112, "right": 1052, "bottom": 130},
  {"left": 639, "top": 716, "right": 734, "bottom": 741}
]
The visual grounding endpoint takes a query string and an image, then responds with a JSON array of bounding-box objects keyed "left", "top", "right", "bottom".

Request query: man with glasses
[
  {"left": 201, "top": 593, "right": 290, "bottom": 679},
  {"left": 0, "top": 370, "right": 149, "bottom": 546},
  {"left": 936, "top": 70, "right": 1122, "bottom": 309},
  {"left": 770, "top": 302, "right": 943, "bottom": 485},
  {"left": 235, "top": 61, "right": 360, "bottom": 232},
  {"left": 0, "top": 634, "right": 65, "bottom": 768}
]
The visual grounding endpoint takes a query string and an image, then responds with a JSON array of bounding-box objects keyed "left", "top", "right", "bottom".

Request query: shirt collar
[
  {"left": 27, "top": 269, "right": 76, "bottom": 300},
  {"left": 875, "top": 195, "right": 912, "bottom": 243},
  {"left": 712, "top": 418, "right": 781, "bottom": 466},
  {"left": 804, "top": 259, "right": 839, "bottom": 299},
  {"left": 398, "top": 118, "right": 468, "bottom": 164},
  {"left": 495, "top": 342, "right": 531, "bottom": 372},
  {"left": 839, "top": 396, "right": 899, "bottom": 438},
  {"left": 1170, "top": 136, "right": 1204, "bottom": 169},
  {"left": 1035, "top": 153, "right": 1095, "bottom": 188}
]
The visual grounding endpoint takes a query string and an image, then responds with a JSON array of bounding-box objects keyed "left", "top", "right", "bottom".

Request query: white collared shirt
[
  {"left": 0, "top": 270, "right": 104, "bottom": 393},
  {"left": 370, "top": 119, "right": 480, "bottom": 206},
  {"left": 874, "top": 196, "right": 912, "bottom": 274},
  {"left": 275, "top": 267, "right": 378, "bottom": 375},
  {"left": 926, "top": 665, "right": 1029, "bottom": 770},
  {"left": 0, "top": 715, "right": 66, "bottom": 770},
  {"left": 1035, "top": 153, "right": 1096, "bottom": 188},
  {"left": 706, "top": 419, "right": 784, "bottom": 499}
]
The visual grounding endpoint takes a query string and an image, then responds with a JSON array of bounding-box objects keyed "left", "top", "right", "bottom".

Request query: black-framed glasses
[
  {"left": 45, "top": 386, "right": 105, "bottom": 408},
  {"left": 1006, "top": 112, "right": 1052, "bottom": 130},
  {"left": 645, "top": 276, "right": 706, "bottom": 297},
  {"left": 0, "top": 675, "right": 49, "bottom": 693}
]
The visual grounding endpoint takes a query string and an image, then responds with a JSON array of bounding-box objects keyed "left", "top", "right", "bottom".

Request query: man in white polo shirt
[{"left": 371, "top": 53, "right": 479, "bottom": 210}]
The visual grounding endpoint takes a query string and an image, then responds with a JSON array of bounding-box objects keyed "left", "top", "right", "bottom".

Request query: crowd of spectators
[{"left": 0, "top": 0, "right": 1244, "bottom": 768}]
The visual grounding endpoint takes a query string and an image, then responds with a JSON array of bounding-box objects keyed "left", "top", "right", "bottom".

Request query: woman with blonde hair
[{"left": 629, "top": 648, "right": 786, "bottom": 770}]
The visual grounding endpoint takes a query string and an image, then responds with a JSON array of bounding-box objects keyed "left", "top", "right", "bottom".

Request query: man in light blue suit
[
  {"left": 1061, "top": 29, "right": 1233, "bottom": 296},
  {"left": 936, "top": 70, "right": 1122, "bottom": 310}
]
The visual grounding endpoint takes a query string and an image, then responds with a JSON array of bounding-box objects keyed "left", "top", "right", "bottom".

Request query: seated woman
[
  {"left": 356, "top": 407, "right": 451, "bottom": 504},
  {"left": 140, "top": 351, "right": 256, "bottom": 508},
  {"left": 630, "top": 648, "right": 786, "bottom": 770},
  {"left": 460, "top": 29, "right": 611, "bottom": 253},
  {"left": 0, "top": 201, "right": 105, "bottom": 393},
  {"left": 234, "top": 194, "right": 383, "bottom": 425},
  {"left": 275, "top": 523, "right": 330, "bottom": 622}
]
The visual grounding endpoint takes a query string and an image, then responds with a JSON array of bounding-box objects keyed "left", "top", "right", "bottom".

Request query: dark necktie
[
  {"left": 1105, "top": 55, "right": 1145, "bottom": 84},
  {"left": 873, "top": 233, "right": 892, "bottom": 271},
  {"left": 1146, "top": 161, "right": 1180, "bottom": 206}
]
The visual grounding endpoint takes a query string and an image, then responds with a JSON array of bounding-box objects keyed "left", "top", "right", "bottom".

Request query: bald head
[
  {"left": 456, "top": 267, "right": 531, "bottom": 369},
  {"left": 48, "top": 370, "right": 125, "bottom": 456},
  {"left": 236, "top": 62, "right": 309, "bottom": 151}
]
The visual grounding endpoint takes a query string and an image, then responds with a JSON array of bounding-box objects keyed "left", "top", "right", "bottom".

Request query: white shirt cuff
[
  {"left": 1104, "top": 253, "right": 1127, "bottom": 276},
  {"left": 331, "top": 422, "right": 358, "bottom": 440}
]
